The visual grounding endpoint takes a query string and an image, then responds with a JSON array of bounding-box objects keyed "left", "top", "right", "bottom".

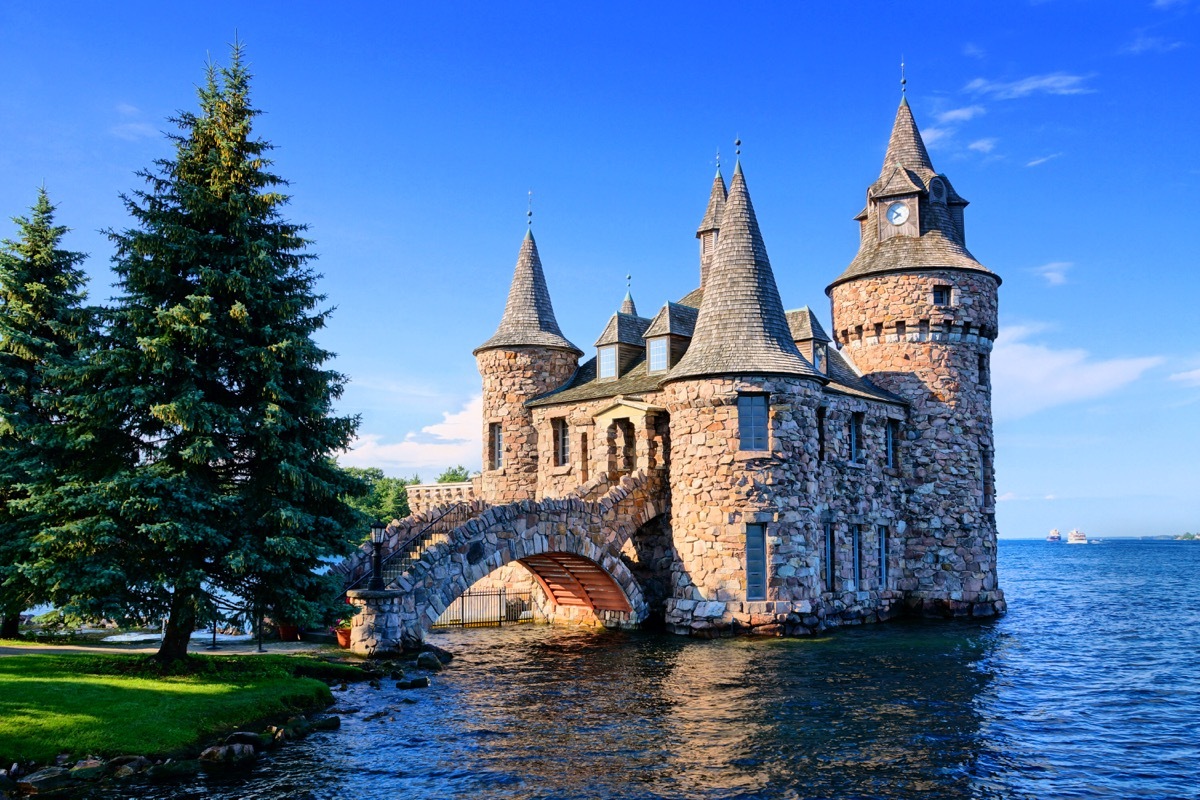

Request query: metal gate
[{"left": 432, "top": 588, "right": 536, "bottom": 628}]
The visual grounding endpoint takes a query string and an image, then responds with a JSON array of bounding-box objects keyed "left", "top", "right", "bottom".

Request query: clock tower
[{"left": 826, "top": 96, "right": 1006, "bottom": 619}]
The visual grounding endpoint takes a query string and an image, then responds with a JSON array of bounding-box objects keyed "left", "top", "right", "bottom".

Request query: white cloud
[
  {"left": 937, "top": 105, "right": 986, "bottom": 124},
  {"left": 1153, "top": 0, "right": 1187, "bottom": 8},
  {"left": 1122, "top": 32, "right": 1184, "bottom": 54},
  {"left": 996, "top": 491, "right": 1019, "bottom": 502},
  {"left": 110, "top": 122, "right": 159, "bottom": 141},
  {"left": 116, "top": 102, "right": 141, "bottom": 117},
  {"left": 1027, "top": 153, "right": 1062, "bottom": 167},
  {"left": 992, "top": 324, "right": 1164, "bottom": 420},
  {"left": 965, "top": 73, "right": 1094, "bottom": 100},
  {"left": 920, "top": 126, "right": 953, "bottom": 147},
  {"left": 1032, "top": 261, "right": 1072, "bottom": 285},
  {"left": 963, "top": 43, "right": 986, "bottom": 59},
  {"left": 341, "top": 395, "right": 483, "bottom": 477},
  {"left": 1044, "top": 494, "right": 1058, "bottom": 501},
  {"left": 968, "top": 138, "right": 997, "bottom": 154},
  {"left": 1169, "top": 368, "right": 1200, "bottom": 387}
]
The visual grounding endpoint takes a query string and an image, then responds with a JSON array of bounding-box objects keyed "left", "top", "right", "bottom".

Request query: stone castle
[{"left": 346, "top": 97, "right": 1004, "bottom": 648}]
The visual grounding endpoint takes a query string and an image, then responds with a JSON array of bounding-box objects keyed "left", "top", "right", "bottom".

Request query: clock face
[{"left": 886, "top": 202, "right": 910, "bottom": 226}]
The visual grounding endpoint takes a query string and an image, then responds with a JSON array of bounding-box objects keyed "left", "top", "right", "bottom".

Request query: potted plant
[{"left": 332, "top": 606, "right": 357, "bottom": 648}]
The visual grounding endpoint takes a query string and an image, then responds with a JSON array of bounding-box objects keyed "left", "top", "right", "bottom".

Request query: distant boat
[
  {"left": 1047, "top": 528, "right": 1062, "bottom": 543},
  {"left": 1067, "top": 529, "right": 1087, "bottom": 544},
  {"left": 1089, "top": 539, "right": 1102, "bottom": 545}
]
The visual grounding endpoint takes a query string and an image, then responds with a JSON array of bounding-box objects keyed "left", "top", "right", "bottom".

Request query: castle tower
[
  {"left": 695, "top": 167, "right": 727, "bottom": 288},
  {"left": 475, "top": 229, "right": 581, "bottom": 503},
  {"left": 826, "top": 97, "right": 1005, "bottom": 617},
  {"left": 662, "top": 161, "right": 826, "bottom": 634}
]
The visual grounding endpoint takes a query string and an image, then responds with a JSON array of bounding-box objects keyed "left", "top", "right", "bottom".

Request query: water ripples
[{"left": 91, "top": 540, "right": 1200, "bottom": 799}]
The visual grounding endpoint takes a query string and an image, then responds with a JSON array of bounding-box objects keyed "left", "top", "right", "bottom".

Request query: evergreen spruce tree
[
  {"left": 30, "top": 44, "right": 361, "bottom": 662},
  {"left": 0, "top": 190, "right": 91, "bottom": 638}
]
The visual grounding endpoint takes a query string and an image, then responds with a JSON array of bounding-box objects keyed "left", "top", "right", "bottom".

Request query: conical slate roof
[
  {"left": 667, "top": 163, "right": 822, "bottom": 383},
  {"left": 475, "top": 230, "right": 582, "bottom": 355},
  {"left": 880, "top": 97, "right": 933, "bottom": 176},
  {"left": 620, "top": 291, "right": 637, "bottom": 316},
  {"left": 827, "top": 99, "right": 999, "bottom": 292},
  {"left": 786, "top": 306, "right": 831, "bottom": 343},
  {"left": 696, "top": 168, "right": 727, "bottom": 234}
]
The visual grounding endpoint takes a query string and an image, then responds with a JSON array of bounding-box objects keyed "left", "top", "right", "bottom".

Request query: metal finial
[
  {"left": 901, "top": 58, "right": 907, "bottom": 94},
  {"left": 527, "top": 190, "right": 533, "bottom": 226},
  {"left": 734, "top": 137, "right": 741, "bottom": 157},
  {"left": 626, "top": 274, "right": 632, "bottom": 290},
  {"left": 715, "top": 148, "right": 721, "bottom": 169}
]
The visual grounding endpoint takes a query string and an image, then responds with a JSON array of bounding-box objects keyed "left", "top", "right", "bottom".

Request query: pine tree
[
  {"left": 0, "top": 190, "right": 91, "bottom": 638},
  {"left": 30, "top": 44, "right": 361, "bottom": 662}
]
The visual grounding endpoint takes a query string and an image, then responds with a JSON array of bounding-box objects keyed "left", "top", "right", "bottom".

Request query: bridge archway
[{"left": 346, "top": 473, "right": 663, "bottom": 651}]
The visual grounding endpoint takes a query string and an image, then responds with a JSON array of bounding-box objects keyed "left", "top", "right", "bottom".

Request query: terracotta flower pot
[
  {"left": 335, "top": 628, "right": 352, "bottom": 648},
  {"left": 276, "top": 624, "right": 300, "bottom": 642}
]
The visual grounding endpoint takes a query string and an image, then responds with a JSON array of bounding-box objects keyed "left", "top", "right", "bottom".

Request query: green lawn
[{"left": 0, "top": 653, "right": 357, "bottom": 764}]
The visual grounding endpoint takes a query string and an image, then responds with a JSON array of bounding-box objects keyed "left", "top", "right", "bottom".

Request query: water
[{"left": 96, "top": 540, "right": 1200, "bottom": 799}]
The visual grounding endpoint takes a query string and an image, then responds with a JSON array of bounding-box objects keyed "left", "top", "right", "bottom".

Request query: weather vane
[
  {"left": 527, "top": 190, "right": 533, "bottom": 227},
  {"left": 735, "top": 137, "right": 741, "bottom": 157},
  {"left": 715, "top": 148, "right": 721, "bottom": 170},
  {"left": 626, "top": 274, "right": 632, "bottom": 290},
  {"left": 901, "top": 57, "right": 907, "bottom": 94}
]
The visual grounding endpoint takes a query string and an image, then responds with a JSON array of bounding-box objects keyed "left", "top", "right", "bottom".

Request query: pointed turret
[
  {"left": 880, "top": 97, "right": 933, "bottom": 175},
  {"left": 620, "top": 291, "right": 637, "bottom": 316},
  {"left": 695, "top": 167, "right": 727, "bottom": 289},
  {"left": 668, "top": 163, "right": 821, "bottom": 382},
  {"left": 827, "top": 98, "right": 997, "bottom": 292},
  {"left": 475, "top": 229, "right": 581, "bottom": 355}
]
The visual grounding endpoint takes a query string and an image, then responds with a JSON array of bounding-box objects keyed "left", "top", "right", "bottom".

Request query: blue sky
[{"left": 1, "top": 2, "right": 1197, "bottom": 538}]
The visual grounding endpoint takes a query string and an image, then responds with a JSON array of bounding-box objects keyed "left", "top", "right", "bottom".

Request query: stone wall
[
  {"left": 830, "top": 269, "right": 1005, "bottom": 617},
  {"left": 476, "top": 346, "right": 578, "bottom": 504},
  {"left": 408, "top": 481, "right": 478, "bottom": 515}
]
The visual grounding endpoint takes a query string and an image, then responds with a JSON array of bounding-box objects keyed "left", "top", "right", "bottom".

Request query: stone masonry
[{"left": 342, "top": 96, "right": 1005, "bottom": 647}]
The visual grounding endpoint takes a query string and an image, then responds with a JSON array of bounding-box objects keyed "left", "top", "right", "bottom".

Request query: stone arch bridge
[{"left": 338, "top": 471, "right": 663, "bottom": 656}]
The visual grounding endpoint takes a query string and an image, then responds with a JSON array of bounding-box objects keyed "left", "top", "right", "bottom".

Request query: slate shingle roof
[
  {"left": 786, "top": 307, "right": 831, "bottom": 343},
  {"left": 824, "top": 348, "right": 906, "bottom": 405},
  {"left": 594, "top": 310, "right": 651, "bottom": 348},
  {"left": 666, "top": 163, "right": 823, "bottom": 383},
  {"left": 696, "top": 168, "right": 727, "bottom": 234},
  {"left": 644, "top": 301, "right": 698, "bottom": 339},
  {"left": 827, "top": 99, "right": 999, "bottom": 292},
  {"left": 527, "top": 355, "right": 664, "bottom": 407},
  {"left": 620, "top": 291, "right": 637, "bottom": 316},
  {"left": 475, "top": 230, "right": 582, "bottom": 355},
  {"left": 677, "top": 287, "right": 703, "bottom": 308}
]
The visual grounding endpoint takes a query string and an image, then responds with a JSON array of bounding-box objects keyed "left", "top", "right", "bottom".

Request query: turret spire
[
  {"left": 474, "top": 230, "right": 581, "bottom": 355},
  {"left": 881, "top": 97, "right": 933, "bottom": 175},
  {"left": 620, "top": 275, "right": 637, "bottom": 316},
  {"left": 669, "top": 163, "right": 821, "bottom": 382}
]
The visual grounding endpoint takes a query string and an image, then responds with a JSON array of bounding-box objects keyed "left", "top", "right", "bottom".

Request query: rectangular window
[
  {"left": 648, "top": 338, "right": 669, "bottom": 372},
  {"left": 981, "top": 449, "right": 994, "bottom": 508},
  {"left": 552, "top": 418, "right": 569, "bottom": 467},
  {"left": 745, "top": 524, "right": 767, "bottom": 601},
  {"left": 579, "top": 432, "right": 589, "bottom": 482},
  {"left": 816, "top": 407, "right": 827, "bottom": 462},
  {"left": 933, "top": 285, "right": 951, "bottom": 306},
  {"left": 823, "top": 522, "right": 835, "bottom": 591},
  {"left": 895, "top": 320, "right": 906, "bottom": 339},
  {"left": 738, "top": 393, "right": 769, "bottom": 451},
  {"left": 850, "top": 412, "right": 864, "bottom": 463},
  {"left": 489, "top": 423, "right": 503, "bottom": 470},
  {"left": 852, "top": 525, "right": 863, "bottom": 590},
  {"left": 855, "top": 324, "right": 864, "bottom": 342},
  {"left": 874, "top": 322, "right": 883, "bottom": 339},
  {"left": 978, "top": 352, "right": 989, "bottom": 386},
  {"left": 598, "top": 346, "right": 617, "bottom": 379},
  {"left": 885, "top": 419, "right": 900, "bottom": 469},
  {"left": 813, "top": 343, "right": 826, "bottom": 373},
  {"left": 918, "top": 319, "right": 930, "bottom": 339},
  {"left": 878, "top": 525, "right": 889, "bottom": 588}
]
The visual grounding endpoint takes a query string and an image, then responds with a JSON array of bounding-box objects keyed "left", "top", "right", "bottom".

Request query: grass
[{"left": 0, "top": 653, "right": 364, "bottom": 764}]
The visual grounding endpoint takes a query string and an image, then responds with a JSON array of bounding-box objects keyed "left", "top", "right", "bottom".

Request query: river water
[{"left": 98, "top": 540, "right": 1200, "bottom": 799}]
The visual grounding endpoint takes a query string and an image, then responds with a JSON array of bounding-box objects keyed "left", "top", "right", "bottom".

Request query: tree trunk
[
  {"left": 0, "top": 611, "right": 20, "bottom": 639},
  {"left": 155, "top": 589, "right": 197, "bottom": 663}
]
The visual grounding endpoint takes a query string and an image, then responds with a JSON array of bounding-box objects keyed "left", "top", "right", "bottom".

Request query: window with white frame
[
  {"left": 552, "top": 418, "right": 569, "bottom": 467},
  {"left": 648, "top": 338, "right": 668, "bottom": 372},
  {"left": 488, "top": 423, "right": 503, "bottom": 470},
  {"left": 598, "top": 346, "right": 617, "bottom": 379}
]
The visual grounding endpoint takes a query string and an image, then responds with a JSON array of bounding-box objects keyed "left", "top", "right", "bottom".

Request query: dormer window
[
  {"left": 598, "top": 346, "right": 617, "bottom": 379},
  {"left": 647, "top": 338, "right": 668, "bottom": 372}
]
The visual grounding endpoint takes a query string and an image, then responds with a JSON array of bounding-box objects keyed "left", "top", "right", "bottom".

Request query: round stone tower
[
  {"left": 662, "top": 161, "right": 827, "bottom": 635},
  {"left": 474, "top": 229, "right": 581, "bottom": 503},
  {"left": 826, "top": 97, "right": 1005, "bottom": 617}
]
